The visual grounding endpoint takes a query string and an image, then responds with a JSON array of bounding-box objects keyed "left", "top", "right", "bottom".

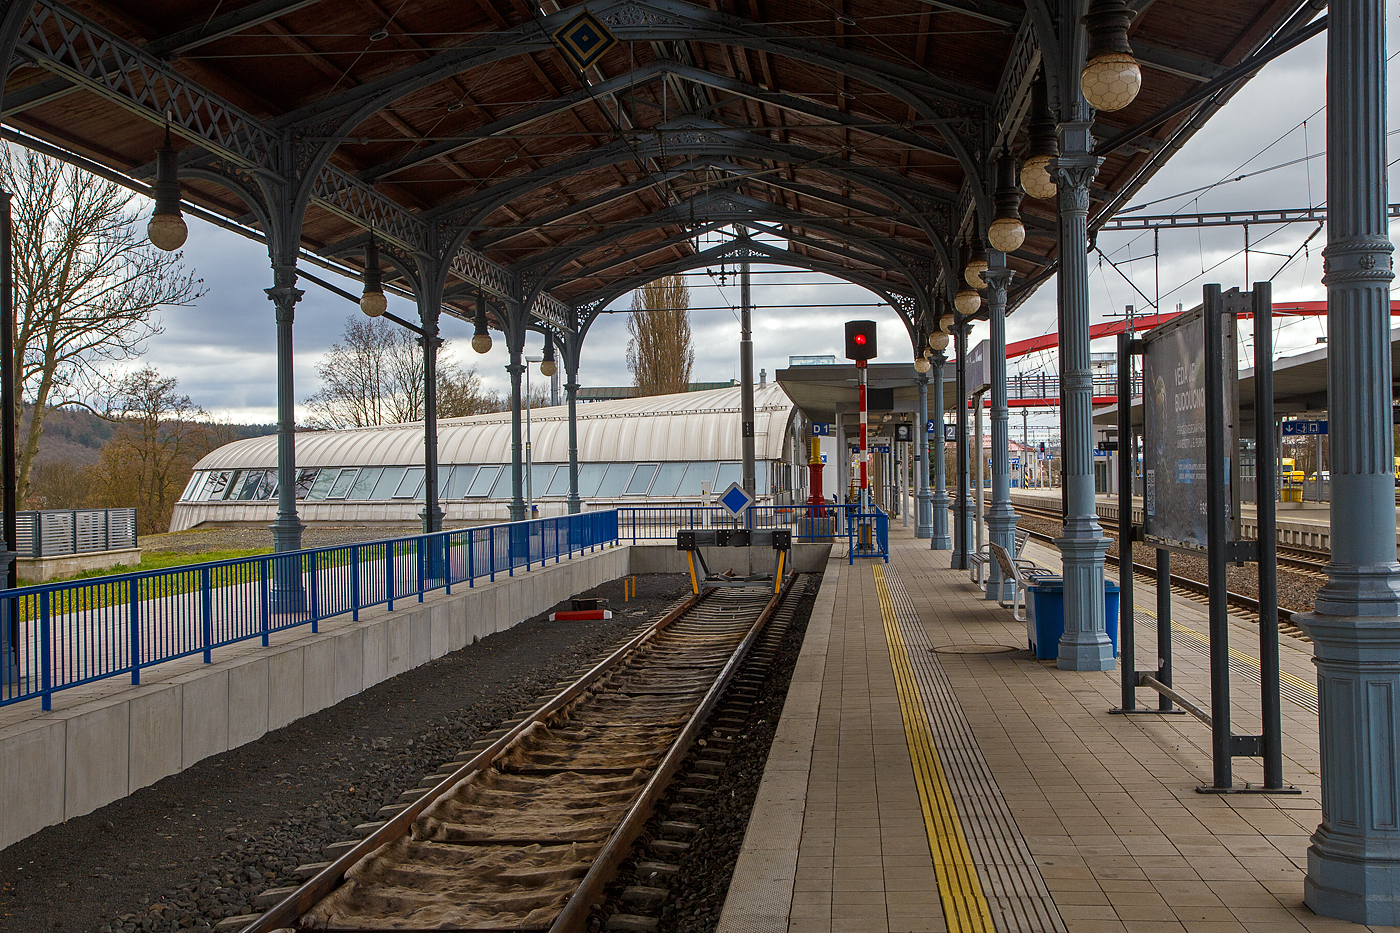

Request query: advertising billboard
[{"left": 1141, "top": 307, "right": 1237, "bottom": 551}]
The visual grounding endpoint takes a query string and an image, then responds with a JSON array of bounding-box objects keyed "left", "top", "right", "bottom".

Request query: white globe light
[
  {"left": 1081, "top": 53, "right": 1142, "bottom": 112},
  {"left": 964, "top": 258, "right": 988, "bottom": 290},
  {"left": 1020, "top": 154, "right": 1057, "bottom": 200},
  {"left": 954, "top": 287, "right": 981, "bottom": 315},
  {"left": 472, "top": 332, "right": 493, "bottom": 354},
  {"left": 914, "top": 356, "right": 931, "bottom": 374},
  {"left": 359, "top": 290, "right": 387, "bottom": 317},
  {"left": 987, "top": 216, "right": 1025, "bottom": 254},
  {"left": 938, "top": 313, "right": 955, "bottom": 334},
  {"left": 147, "top": 212, "right": 188, "bottom": 251},
  {"left": 540, "top": 358, "right": 557, "bottom": 377},
  {"left": 929, "top": 332, "right": 950, "bottom": 351}
]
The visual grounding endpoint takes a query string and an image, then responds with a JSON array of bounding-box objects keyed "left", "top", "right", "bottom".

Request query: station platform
[{"left": 716, "top": 526, "right": 1349, "bottom": 933}]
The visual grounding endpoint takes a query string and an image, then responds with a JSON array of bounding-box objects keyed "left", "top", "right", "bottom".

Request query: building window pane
[
  {"left": 575, "top": 463, "right": 608, "bottom": 498},
  {"left": 307, "top": 469, "right": 336, "bottom": 500},
  {"left": 371, "top": 467, "right": 405, "bottom": 499},
  {"left": 349, "top": 468, "right": 382, "bottom": 499},
  {"left": 488, "top": 468, "right": 513, "bottom": 498},
  {"left": 466, "top": 466, "right": 500, "bottom": 497},
  {"left": 295, "top": 469, "right": 319, "bottom": 499},
  {"left": 625, "top": 463, "right": 658, "bottom": 495},
  {"left": 444, "top": 466, "right": 476, "bottom": 498},
  {"left": 327, "top": 468, "right": 359, "bottom": 499},
  {"left": 254, "top": 470, "right": 278, "bottom": 500},
  {"left": 544, "top": 465, "right": 574, "bottom": 496},
  {"left": 649, "top": 462, "right": 686, "bottom": 497},
  {"left": 181, "top": 472, "right": 207, "bottom": 502},
  {"left": 393, "top": 468, "right": 424, "bottom": 498},
  {"left": 715, "top": 462, "right": 742, "bottom": 490},
  {"left": 675, "top": 462, "right": 717, "bottom": 496},
  {"left": 595, "top": 463, "right": 633, "bottom": 498},
  {"left": 530, "top": 464, "right": 556, "bottom": 497},
  {"left": 756, "top": 461, "right": 769, "bottom": 495}
]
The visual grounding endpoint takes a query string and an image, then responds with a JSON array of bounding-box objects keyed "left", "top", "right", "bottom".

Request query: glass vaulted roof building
[{"left": 170, "top": 384, "right": 802, "bottom": 531}]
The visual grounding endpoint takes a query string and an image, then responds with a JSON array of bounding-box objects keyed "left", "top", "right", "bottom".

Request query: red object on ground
[{"left": 548, "top": 609, "right": 613, "bottom": 621}]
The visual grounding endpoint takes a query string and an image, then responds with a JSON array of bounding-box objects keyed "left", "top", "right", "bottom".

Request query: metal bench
[
  {"left": 970, "top": 526, "right": 1032, "bottom": 586},
  {"left": 989, "top": 540, "right": 1059, "bottom": 623}
]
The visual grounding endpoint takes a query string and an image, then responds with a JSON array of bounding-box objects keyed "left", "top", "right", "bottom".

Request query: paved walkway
[{"left": 717, "top": 525, "right": 1376, "bottom": 933}]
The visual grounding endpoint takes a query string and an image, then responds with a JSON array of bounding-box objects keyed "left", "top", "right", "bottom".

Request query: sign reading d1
[{"left": 811, "top": 422, "right": 831, "bottom": 437}]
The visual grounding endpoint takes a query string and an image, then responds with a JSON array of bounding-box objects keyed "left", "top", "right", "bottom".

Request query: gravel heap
[{"left": 0, "top": 573, "right": 691, "bottom": 933}]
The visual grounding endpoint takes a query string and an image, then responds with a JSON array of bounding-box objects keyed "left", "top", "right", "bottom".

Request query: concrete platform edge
[
  {"left": 714, "top": 556, "right": 840, "bottom": 933},
  {"left": 0, "top": 545, "right": 630, "bottom": 853}
]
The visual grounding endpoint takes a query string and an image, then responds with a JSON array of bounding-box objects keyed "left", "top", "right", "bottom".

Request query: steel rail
[
  {"left": 242, "top": 587, "right": 710, "bottom": 933},
  {"left": 549, "top": 572, "right": 796, "bottom": 932}
]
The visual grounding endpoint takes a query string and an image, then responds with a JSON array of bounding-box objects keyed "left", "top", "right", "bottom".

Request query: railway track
[
  {"left": 1013, "top": 504, "right": 1312, "bottom": 640},
  {"left": 236, "top": 577, "right": 800, "bottom": 933}
]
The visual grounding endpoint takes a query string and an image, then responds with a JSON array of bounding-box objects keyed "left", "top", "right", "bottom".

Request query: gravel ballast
[{"left": 0, "top": 572, "right": 691, "bottom": 933}]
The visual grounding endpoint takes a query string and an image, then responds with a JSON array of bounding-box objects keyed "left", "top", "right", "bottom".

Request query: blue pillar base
[
  {"left": 1295, "top": 609, "right": 1400, "bottom": 925},
  {"left": 985, "top": 506, "right": 1019, "bottom": 601},
  {"left": 931, "top": 494, "right": 951, "bottom": 550},
  {"left": 1054, "top": 525, "right": 1114, "bottom": 671},
  {"left": 567, "top": 495, "right": 581, "bottom": 515},
  {"left": 420, "top": 505, "right": 445, "bottom": 535},
  {"left": 269, "top": 518, "right": 306, "bottom": 614},
  {"left": 915, "top": 489, "right": 933, "bottom": 539}
]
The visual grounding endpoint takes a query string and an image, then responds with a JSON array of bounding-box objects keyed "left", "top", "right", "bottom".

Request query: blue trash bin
[{"left": 1027, "top": 579, "right": 1120, "bottom": 660}]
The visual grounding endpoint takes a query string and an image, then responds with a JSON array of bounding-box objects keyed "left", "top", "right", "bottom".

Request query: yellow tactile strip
[{"left": 875, "top": 564, "right": 1069, "bottom": 933}]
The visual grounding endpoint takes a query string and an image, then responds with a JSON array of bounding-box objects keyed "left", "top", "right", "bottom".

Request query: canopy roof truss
[{"left": 0, "top": 0, "right": 1318, "bottom": 345}]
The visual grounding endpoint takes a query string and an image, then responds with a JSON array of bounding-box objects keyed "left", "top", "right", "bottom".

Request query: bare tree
[
  {"left": 89, "top": 367, "right": 217, "bottom": 534},
  {"left": 5, "top": 145, "right": 205, "bottom": 500},
  {"left": 626, "top": 275, "right": 694, "bottom": 396},
  {"left": 305, "top": 316, "right": 502, "bottom": 427}
]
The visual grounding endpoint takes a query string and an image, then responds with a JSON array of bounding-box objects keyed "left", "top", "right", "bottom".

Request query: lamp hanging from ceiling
[
  {"left": 147, "top": 123, "right": 187, "bottom": 252},
  {"left": 987, "top": 156, "right": 1025, "bottom": 254},
  {"left": 1020, "top": 76, "right": 1059, "bottom": 200},
  {"left": 359, "top": 236, "right": 387, "bottom": 318},
  {"left": 1081, "top": 0, "right": 1142, "bottom": 112}
]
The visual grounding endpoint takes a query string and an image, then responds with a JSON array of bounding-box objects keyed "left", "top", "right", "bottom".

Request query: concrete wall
[
  {"left": 16, "top": 548, "right": 142, "bottom": 583},
  {"left": 0, "top": 545, "right": 629, "bottom": 852}
]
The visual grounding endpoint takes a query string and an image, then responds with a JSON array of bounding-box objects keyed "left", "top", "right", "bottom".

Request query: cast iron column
[
  {"left": 507, "top": 337, "right": 526, "bottom": 523},
  {"left": 1296, "top": 0, "right": 1400, "bottom": 919},
  {"left": 916, "top": 369, "right": 933, "bottom": 537},
  {"left": 740, "top": 261, "right": 756, "bottom": 496},
  {"left": 983, "top": 263, "right": 1019, "bottom": 600},
  {"left": 931, "top": 350, "right": 951, "bottom": 549},
  {"left": 267, "top": 263, "right": 305, "bottom": 612},
  {"left": 565, "top": 350, "right": 582, "bottom": 515},
  {"left": 1053, "top": 123, "right": 1114, "bottom": 670},
  {"left": 952, "top": 324, "right": 972, "bottom": 569},
  {"left": 419, "top": 300, "right": 444, "bottom": 534}
]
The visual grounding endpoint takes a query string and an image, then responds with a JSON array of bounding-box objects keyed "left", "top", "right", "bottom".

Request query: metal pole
[
  {"left": 740, "top": 261, "right": 756, "bottom": 497},
  {"left": 1117, "top": 332, "right": 1136, "bottom": 711},
  {"left": 507, "top": 333, "right": 526, "bottom": 522},
  {"left": 916, "top": 370, "right": 933, "bottom": 537},
  {"left": 525, "top": 363, "right": 533, "bottom": 515},
  {"left": 1156, "top": 549, "right": 1174, "bottom": 711},
  {"left": 1053, "top": 118, "right": 1114, "bottom": 671},
  {"left": 1203, "top": 284, "right": 1233, "bottom": 789},
  {"left": 858, "top": 360, "right": 868, "bottom": 512},
  {"left": 1252, "top": 282, "right": 1283, "bottom": 790},
  {"left": 266, "top": 263, "right": 305, "bottom": 612},
  {"left": 419, "top": 298, "right": 443, "bottom": 534},
  {"left": 953, "top": 326, "right": 971, "bottom": 569},
  {"left": 931, "top": 352, "right": 951, "bottom": 549},
  {"left": 984, "top": 264, "right": 1018, "bottom": 601},
  {"left": 974, "top": 392, "right": 985, "bottom": 557},
  {"left": 0, "top": 191, "right": 15, "bottom": 673},
  {"left": 565, "top": 349, "right": 581, "bottom": 515}
]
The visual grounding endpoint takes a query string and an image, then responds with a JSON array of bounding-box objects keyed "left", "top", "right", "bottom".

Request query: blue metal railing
[
  {"left": 615, "top": 504, "right": 854, "bottom": 542},
  {"left": 0, "top": 510, "right": 620, "bottom": 711},
  {"left": 847, "top": 509, "right": 890, "bottom": 563}
]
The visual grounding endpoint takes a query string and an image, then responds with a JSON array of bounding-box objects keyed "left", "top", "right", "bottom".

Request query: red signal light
[{"left": 854, "top": 334, "right": 866, "bottom": 345}]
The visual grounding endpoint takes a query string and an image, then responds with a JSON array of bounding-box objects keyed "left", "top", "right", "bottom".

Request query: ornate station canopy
[{"left": 0, "top": 0, "right": 1319, "bottom": 347}]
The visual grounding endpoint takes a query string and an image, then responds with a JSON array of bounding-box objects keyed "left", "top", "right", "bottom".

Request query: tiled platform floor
[{"left": 716, "top": 525, "right": 1389, "bottom": 933}]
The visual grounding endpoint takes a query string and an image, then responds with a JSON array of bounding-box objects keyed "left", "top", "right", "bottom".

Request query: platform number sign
[
  {"left": 811, "top": 422, "right": 831, "bottom": 437},
  {"left": 718, "top": 482, "right": 755, "bottom": 517}
]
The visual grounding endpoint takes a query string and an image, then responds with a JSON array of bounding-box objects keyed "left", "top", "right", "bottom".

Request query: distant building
[{"left": 788, "top": 355, "right": 837, "bottom": 366}]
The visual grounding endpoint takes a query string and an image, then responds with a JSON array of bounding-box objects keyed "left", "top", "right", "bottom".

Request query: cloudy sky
[{"left": 131, "top": 9, "right": 1398, "bottom": 426}]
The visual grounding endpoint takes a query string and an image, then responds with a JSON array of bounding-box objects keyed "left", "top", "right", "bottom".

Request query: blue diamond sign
[
  {"left": 552, "top": 10, "right": 617, "bottom": 72},
  {"left": 718, "top": 482, "right": 755, "bottom": 518}
]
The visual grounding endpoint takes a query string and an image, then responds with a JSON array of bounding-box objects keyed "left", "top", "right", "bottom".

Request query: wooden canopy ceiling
[{"left": 0, "top": 0, "right": 1318, "bottom": 344}]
